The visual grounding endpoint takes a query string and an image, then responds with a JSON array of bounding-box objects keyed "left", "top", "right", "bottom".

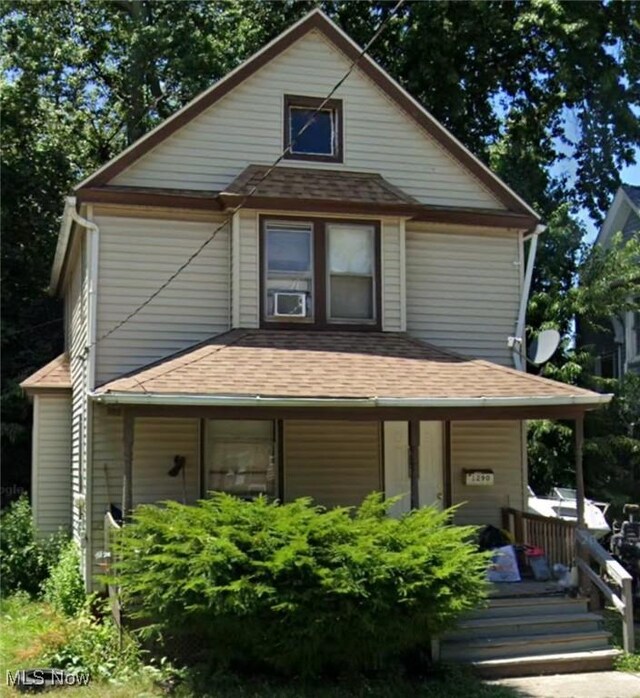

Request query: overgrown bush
[
  {"left": 41, "top": 606, "right": 144, "bottom": 682},
  {"left": 43, "top": 541, "right": 86, "bottom": 616},
  {"left": 112, "top": 493, "right": 489, "bottom": 677},
  {"left": 0, "top": 495, "right": 67, "bottom": 596}
]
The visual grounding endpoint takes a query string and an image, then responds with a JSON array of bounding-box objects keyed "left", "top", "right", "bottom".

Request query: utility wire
[{"left": 89, "top": 1, "right": 405, "bottom": 350}]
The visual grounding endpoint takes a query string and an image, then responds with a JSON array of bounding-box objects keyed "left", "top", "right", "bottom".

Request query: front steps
[{"left": 440, "top": 585, "right": 621, "bottom": 678}]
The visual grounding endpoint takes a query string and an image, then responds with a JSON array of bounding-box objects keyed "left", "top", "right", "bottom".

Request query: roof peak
[{"left": 72, "top": 8, "right": 537, "bottom": 220}]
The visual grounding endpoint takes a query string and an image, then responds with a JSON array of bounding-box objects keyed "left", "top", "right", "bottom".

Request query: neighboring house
[
  {"left": 21, "top": 10, "right": 609, "bottom": 591},
  {"left": 582, "top": 184, "right": 640, "bottom": 378}
]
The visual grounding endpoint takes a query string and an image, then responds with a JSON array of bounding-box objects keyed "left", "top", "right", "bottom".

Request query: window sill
[{"left": 283, "top": 151, "right": 343, "bottom": 164}]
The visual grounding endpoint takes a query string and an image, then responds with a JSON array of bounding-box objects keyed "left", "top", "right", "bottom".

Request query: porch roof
[
  {"left": 20, "top": 353, "right": 71, "bottom": 394},
  {"left": 93, "top": 330, "right": 610, "bottom": 414}
]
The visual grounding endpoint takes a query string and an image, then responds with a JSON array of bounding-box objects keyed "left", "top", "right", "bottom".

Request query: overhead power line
[{"left": 89, "top": 1, "right": 405, "bottom": 350}]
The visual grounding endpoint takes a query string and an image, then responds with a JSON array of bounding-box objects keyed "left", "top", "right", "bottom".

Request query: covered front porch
[
  {"left": 95, "top": 329, "right": 636, "bottom": 671},
  {"left": 91, "top": 329, "right": 605, "bottom": 529}
]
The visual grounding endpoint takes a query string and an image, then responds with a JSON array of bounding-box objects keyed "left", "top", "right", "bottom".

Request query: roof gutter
[{"left": 90, "top": 391, "right": 612, "bottom": 409}]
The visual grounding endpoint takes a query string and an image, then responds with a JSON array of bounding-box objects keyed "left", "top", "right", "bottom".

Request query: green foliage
[
  {"left": 112, "top": 493, "right": 488, "bottom": 677},
  {"left": 1, "top": 1, "right": 639, "bottom": 501},
  {"left": 43, "top": 541, "right": 86, "bottom": 617},
  {"left": 40, "top": 607, "right": 144, "bottom": 682},
  {"left": 528, "top": 374, "right": 640, "bottom": 510},
  {"left": 0, "top": 495, "right": 67, "bottom": 597}
]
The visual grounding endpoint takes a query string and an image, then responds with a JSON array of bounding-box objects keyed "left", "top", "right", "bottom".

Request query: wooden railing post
[
  {"left": 621, "top": 577, "right": 635, "bottom": 654},
  {"left": 514, "top": 509, "right": 524, "bottom": 543}
]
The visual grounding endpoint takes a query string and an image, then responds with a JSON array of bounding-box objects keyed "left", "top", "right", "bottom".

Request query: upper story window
[
  {"left": 265, "top": 221, "right": 314, "bottom": 320},
  {"left": 284, "top": 95, "right": 343, "bottom": 163},
  {"left": 261, "top": 217, "right": 379, "bottom": 330},
  {"left": 327, "top": 224, "right": 375, "bottom": 322}
]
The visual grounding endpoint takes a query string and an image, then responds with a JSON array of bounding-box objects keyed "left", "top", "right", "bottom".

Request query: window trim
[
  {"left": 259, "top": 215, "right": 381, "bottom": 331},
  {"left": 283, "top": 94, "right": 344, "bottom": 164}
]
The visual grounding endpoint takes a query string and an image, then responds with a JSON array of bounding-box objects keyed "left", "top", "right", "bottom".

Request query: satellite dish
[{"left": 527, "top": 329, "right": 561, "bottom": 365}]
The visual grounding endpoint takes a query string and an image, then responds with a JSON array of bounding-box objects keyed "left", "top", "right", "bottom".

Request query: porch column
[
  {"left": 409, "top": 419, "right": 420, "bottom": 509},
  {"left": 122, "top": 410, "right": 134, "bottom": 520},
  {"left": 575, "top": 415, "right": 585, "bottom": 527}
]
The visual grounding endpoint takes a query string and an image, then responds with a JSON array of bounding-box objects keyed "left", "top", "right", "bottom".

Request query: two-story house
[
  {"left": 22, "top": 10, "right": 609, "bottom": 594},
  {"left": 582, "top": 184, "right": 640, "bottom": 378}
]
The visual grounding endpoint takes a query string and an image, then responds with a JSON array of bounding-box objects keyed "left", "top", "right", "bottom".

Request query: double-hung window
[
  {"left": 327, "top": 224, "right": 375, "bottom": 322},
  {"left": 262, "top": 217, "right": 379, "bottom": 328},
  {"left": 264, "top": 221, "right": 314, "bottom": 321}
]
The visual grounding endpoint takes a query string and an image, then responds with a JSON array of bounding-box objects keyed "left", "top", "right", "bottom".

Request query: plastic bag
[{"left": 487, "top": 544, "right": 521, "bottom": 582}]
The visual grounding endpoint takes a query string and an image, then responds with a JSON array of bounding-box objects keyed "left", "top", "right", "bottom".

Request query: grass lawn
[
  {"left": 602, "top": 608, "right": 640, "bottom": 672},
  {"left": 0, "top": 594, "right": 521, "bottom": 698}
]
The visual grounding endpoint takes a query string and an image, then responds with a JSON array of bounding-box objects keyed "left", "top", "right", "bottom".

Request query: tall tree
[{"left": 2, "top": 0, "right": 639, "bottom": 503}]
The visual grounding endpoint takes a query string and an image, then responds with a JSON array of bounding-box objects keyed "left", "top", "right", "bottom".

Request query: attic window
[{"left": 284, "top": 95, "right": 343, "bottom": 163}]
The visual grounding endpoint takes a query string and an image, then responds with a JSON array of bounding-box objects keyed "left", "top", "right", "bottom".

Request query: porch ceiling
[{"left": 92, "top": 330, "right": 610, "bottom": 418}]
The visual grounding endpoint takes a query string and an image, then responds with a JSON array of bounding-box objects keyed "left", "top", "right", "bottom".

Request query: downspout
[
  {"left": 66, "top": 197, "right": 99, "bottom": 389},
  {"left": 512, "top": 224, "right": 547, "bottom": 371},
  {"left": 66, "top": 197, "right": 100, "bottom": 591}
]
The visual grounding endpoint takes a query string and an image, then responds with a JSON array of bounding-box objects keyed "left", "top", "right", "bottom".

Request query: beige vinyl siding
[
  {"left": 381, "top": 218, "right": 403, "bottom": 331},
  {"left": 132, "top": 418, "right": 200, "bottom": 505},
  {"left": 450, "top": 420, "right": 524, "bottom": 527},
  {"left": 406, "top": 224, "right": 521, "bottom": 365},
  {"left": 95, "top": 214, "right": 230, "bottom": 384},
  {"left": 32, "top": 394, "right": 72, "bottom": 536},
  {"left": 67, "top": 239, "right": 88, "bottom": 545},
  {"left": 237, "top": 209, "right": 259, "bottom": 328},
  {"left": 111, "top": 31, "right": 502, "bottom": 210},
  {"left": 284, "top": 420, "right": 381, "bottom": 508},
  {"left": 90, "top": 406, "right": 200, "bottom": 581}
]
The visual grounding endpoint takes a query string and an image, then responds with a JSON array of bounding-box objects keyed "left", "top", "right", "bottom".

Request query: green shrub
[
  {"left": 112, "top": 493, "right": 489, "bottom": 677},
  {"left": 41, "top": 606, "right": 144, "bottom": 682},
  {"left": 0, "top": 495, "right": 67, "bottom": 597},
  {"left": 43, "top": 541, "right": 86, "bottom": 616}
]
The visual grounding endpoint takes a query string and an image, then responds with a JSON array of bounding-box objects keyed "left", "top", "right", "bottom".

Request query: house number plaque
[{"left": 463, "top": 469, "right": 494, "bottom": 486}]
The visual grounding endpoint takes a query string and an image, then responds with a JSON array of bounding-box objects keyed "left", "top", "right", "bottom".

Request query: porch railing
[
  {"left": 576, "top": 528, "right": 635, "bottom": 654},
  {"left": 501, "top": 507, "right": 576, "bottom": 567},
  {"left": 103, "top": 511, "right": 122, "bottom": 627}
]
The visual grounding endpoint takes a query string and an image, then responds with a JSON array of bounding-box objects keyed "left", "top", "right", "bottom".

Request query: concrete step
[
  {"left": 471, "top": 648, "right": 622, "bottom": 679},
  {"left": 446, "top": 612, "right": 603, "bottom": 640},
  {"left": 441, "top": 629, "right": 612, "bottom": 662},
  {"left": 472, "top": 595, "right": 588, "bottom": 618}
]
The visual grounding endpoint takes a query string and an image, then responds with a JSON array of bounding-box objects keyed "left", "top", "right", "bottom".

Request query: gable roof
[
  {"left": 20, "top": 354, "right": 71, "bottom": 394},
  {"left": 74, "top": 9, "right": 537, "bottom": 220},
  {"left": 622, "top": 184, "right": 640, "bottom": 209},
  {"left": 596, "top": 183, "right": 640, "bottom": 247},
  {"left": 94, "top": 329, "right": 607, "bottom": 414}
]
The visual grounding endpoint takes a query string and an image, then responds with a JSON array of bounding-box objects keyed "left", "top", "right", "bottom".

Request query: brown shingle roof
[
  {"left": 96, "top": 330, "right": 604, "bottom": 406},
  {"left": 220, "top": 165, "right": 420, "bottom": 212},
  {"left": 20, "top": 354, "right": 71, "bottom": 392}
]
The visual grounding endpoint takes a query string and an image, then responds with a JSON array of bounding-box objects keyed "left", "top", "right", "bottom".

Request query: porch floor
[{"left": 489, "top": 580, "right": 567, "bottom": 598}]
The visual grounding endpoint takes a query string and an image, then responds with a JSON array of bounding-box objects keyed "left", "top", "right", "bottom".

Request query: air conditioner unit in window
[{"left": 274, "top": 291, "right": 306, "bottom": 317}]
